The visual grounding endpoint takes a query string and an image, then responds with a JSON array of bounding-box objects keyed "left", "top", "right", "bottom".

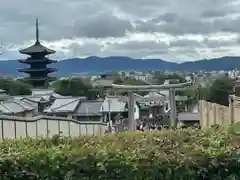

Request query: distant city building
[
  {"left": 228, "top": 69, "right": 239, "bottom": 79},
  {"left": 18, "top": 19, "right": 57, "bottom": 88}
]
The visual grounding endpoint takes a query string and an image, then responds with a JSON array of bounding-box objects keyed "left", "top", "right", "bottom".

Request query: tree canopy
[
  {"left": 0, "top": 78, "right": 32, "bottom": 95},
  {"left": 113, "top": 77, "right": 147, "bottom": 85},
  {"left": 52, "top": 78, "right": 93, "bottom": 97},
  {"left": 183, "top": 76, "right": 234, "bottom": 106},
  {"left": 182, "top": 86, "right": 210, "bottom": 110},
  {"left": 208, "top": 76, "right": 234, "bottom": 106},
  {"left": 154, "top": 73, "right": 186, "bottom": 85}
]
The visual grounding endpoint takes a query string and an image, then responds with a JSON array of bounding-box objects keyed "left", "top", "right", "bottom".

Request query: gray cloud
[
  {"left": 134, "top": 0, "right": 240, "bottom": 35},
  {"left": 0, "top": 0, "right": 240, "bottom": 61},
  {"left": 66, "top": 42, "right": 103, "bottom": 57},
  {"left": 100, "top": 40, "right": 170, "bottom": 58},
  {"left": 109, "top": 40, "right": 168, "bottom": 50},
  {"left": 201, "top": 9, "right": 230, "bottom": 18},
  {"left": 203, "top": 38, "right": 237, "bottom": 48},
  {"left": 154, "top": 13, "right": 178, "bottom": 23},
  {"left": 104, "top": 0, "right": 168, "bottom": 18},
  {"left": 73, "top": 13, "right": 133, "bottom": 38},
  {"left": 170, "top": 38, "right": 238, "bottom": 49},
  {"left": 135, "top": 18, "right": 214, "bottom": 35},
  {"left": 136, "top": 15, "right": 240, "bottom": 36},
  {"left": 0, "top": 0, "right": 131, "bottom": 43},
  {"left": 170, "top": 39, "right": 202, "bottom": 48}
]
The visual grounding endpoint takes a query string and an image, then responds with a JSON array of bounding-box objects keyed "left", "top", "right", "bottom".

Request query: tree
[
  {"left": 113, "top": 77, "right": 124, "bottom": 84},
  {"left": 208, "top": 76, "right": 234, "bottom": 106},
  {"left": 52, "top": 78, "right": 93, "bottom": 97},
  {"left": 113, "top": 77, "right": 147, "bottom": 85},
  {"left": 0, "top": 78, "right": 32, "bottom": 95},
  {"left": 121, "top": 77, "right": 147, "bottom": 85},
  {"left": 182, "top": 86, "right": 210, "bottom": 109},
  {"left": 113, "top": 77, "right": 148, "bottom": 96},
  {"left": 180, "top": 76, "right": 234, "bottom": 108},
  {"left": 154, "top": 73, "right": 186, "bottom": 85}
]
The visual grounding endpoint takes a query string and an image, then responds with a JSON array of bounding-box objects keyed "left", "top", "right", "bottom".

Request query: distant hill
[{"left": 0, "top": 56, "right": 239, "bottom": 77}]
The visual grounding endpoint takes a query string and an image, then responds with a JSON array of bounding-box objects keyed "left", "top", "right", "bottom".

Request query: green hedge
[{"left": 0, "top": 129, "right": 240, "bottom": 179}]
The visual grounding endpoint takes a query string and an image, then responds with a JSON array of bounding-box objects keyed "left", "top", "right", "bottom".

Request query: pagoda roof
[
  {"left": 19, "top": 42, "right": 55, "bottom": 55},
  {"left": 19, "top": 58, "right": 57, "bottom": 64},
  {"left": 18, "top": 68, "right": 57, "bottom": 73},
  {"left": 23, "top": 77, "right": 50, "bottom": 81}
]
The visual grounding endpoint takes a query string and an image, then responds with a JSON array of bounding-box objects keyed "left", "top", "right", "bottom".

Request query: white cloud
[{"left": 1, "top": 0, "right": 240, "bottom": 62}]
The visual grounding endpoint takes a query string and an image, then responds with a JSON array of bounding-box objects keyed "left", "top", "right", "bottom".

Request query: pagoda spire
[{"left": 36, "top": 18, "right": 39, "bottom": 43}]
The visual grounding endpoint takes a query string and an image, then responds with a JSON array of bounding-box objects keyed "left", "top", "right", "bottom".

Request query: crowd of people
[
  {"left": 104, "top": 119, "right": 171, "bottom": 133},
  {"left": 136, "top": 122, "right": 170, "bottom": 132}
]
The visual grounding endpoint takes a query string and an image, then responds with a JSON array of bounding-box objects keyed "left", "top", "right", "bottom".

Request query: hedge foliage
[{"left": 1, "top": 128, "right": 240, "bottom": 179}]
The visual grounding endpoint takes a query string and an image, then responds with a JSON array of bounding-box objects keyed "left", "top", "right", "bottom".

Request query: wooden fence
[
  {"left": 199, "top": 95, "right": 240, "bottom": 128},
  {"left": 199, "top": 100, "right": 230, "bottom": 128},
  {"left": 0, "top": 115, "right": 107, "bottom": 139},
  {"left": 231, "top": 95, "right": 240, "bottom": 122}
]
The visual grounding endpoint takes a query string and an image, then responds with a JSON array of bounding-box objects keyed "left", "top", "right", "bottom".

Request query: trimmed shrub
[{"left": 0, "top": 129, "right": 240, "bottom": 179}]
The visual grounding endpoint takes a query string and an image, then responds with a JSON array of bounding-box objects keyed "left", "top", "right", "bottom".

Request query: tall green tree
[
  {"left": 208, "top": 76, "right": 234, "bottom": 106},
  {"left": 182, "top": 86, "right": 210, "bottom": 108},
  {"left": 180, "top": 76, "right": 234, "bottom": 108}
]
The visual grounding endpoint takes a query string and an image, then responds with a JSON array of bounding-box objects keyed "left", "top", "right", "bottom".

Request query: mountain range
[{"left": 0, "top": 56, "right": 239, "bottom": 77}]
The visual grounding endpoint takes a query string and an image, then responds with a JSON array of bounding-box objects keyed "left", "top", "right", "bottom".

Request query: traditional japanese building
[{"left": 18, "top": 19, "right": 57, "bottom": 88}]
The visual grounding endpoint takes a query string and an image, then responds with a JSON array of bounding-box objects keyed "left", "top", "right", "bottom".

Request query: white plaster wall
[
  {"left": 0, "top": 118, "right": 107, "bottom": 139},
  {"left": 134, "top": 104, "right": 140, "bottom": 120}
]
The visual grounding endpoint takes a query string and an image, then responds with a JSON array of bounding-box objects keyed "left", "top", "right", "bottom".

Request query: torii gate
[{"left": 111, "top": 81, "right": 192, "bottom": 131}]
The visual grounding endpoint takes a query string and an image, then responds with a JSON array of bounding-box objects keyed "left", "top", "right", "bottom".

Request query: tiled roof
[
  {"left": 32, "top": 89, "right": 63, "bottom": 98},
  {"left": 20, "top": 99, "right": 38, "bottom": 107},
  {"left": 74, "top": 100, "right": 104, "bottom": 116},
  {"left": 0, "top": 100, "right": 36, "bottom": 114},
  {"left": 44, "top": 98, "right": 81, "bottom": 113}
]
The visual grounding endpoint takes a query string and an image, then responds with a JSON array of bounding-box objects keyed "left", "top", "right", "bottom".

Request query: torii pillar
[
  {"left": 169, "top": 88, "right": 177, "bottom": 128},
  {"left": 128, "top": 91, "right": 136, "bottom": 131}
]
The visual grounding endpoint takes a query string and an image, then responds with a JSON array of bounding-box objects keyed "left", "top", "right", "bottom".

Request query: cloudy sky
[{"left": 1, "top": 0, "right": 240, "bottom": 62}]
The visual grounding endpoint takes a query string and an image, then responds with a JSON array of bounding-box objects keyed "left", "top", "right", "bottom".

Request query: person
[
  {"left": 139, "top": 123, "right": 144, "bottom": 132},
  {"left": 105, "top": 120, "right": 115, "bottom": 133}
]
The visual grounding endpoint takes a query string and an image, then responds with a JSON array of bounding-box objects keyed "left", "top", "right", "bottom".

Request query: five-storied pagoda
[{"left": 18, "top": 19, "right": 57, "bottom": 88}]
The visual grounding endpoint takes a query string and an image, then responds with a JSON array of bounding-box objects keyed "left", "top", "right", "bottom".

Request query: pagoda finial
[{"left": 36, "top": 18, "right": 39, "bottom": 43}]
